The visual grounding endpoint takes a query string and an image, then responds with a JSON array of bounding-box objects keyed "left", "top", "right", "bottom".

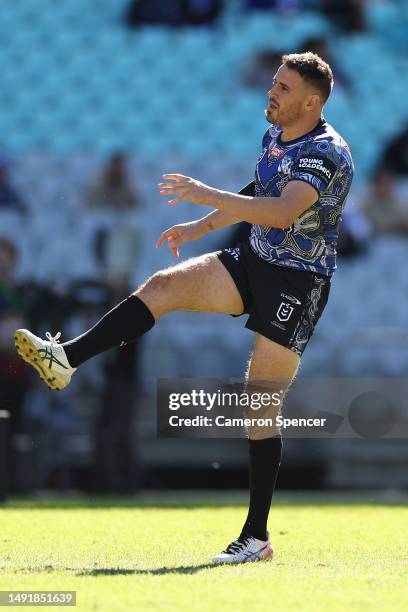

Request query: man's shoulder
[
  {"left": 302, "top": 123, "right": 353, "bottom": 168},
  {"left": 315, "top": 122, "right": 352, "bottom": 155}
]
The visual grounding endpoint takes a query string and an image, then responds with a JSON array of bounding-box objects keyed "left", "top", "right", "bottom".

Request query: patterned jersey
[{"left": 250, "top": 118, "right": 354, "bottom": 276}]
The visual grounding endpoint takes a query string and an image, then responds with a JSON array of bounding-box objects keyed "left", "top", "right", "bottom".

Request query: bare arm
[
  {"left": 160, "top": 175, "right": 318, "bottom": 229},
  {"left": 198, "top": 181, "right": 256, "bottom": 232},
  {"left": 156, "top": 181, "right": 255, "bottom": 258}
]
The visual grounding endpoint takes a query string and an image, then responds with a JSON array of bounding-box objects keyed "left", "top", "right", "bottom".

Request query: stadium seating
[
  {"left": 1, "top": 1, "right": 408, "bottom": 384},
  {"left": 0, "top": 0, "right": 407, "bottom": 176},
  {"left": 2, "top": 139, "right": 407, "bottom": 380}
]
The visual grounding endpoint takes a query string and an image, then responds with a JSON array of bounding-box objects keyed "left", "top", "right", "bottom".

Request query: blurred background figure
[
  {"left": 320, "top": 0, "right": 365, "bottom": 32},
  {"left": 80, "top": 152, "right": 144, "bottom": 494},
  {"left": 241, "top": 50, "right": 282, "bottom": 90},
  {"left": 300, "top": 36, "right": 351, "bottom": 96},
  {"left": 0, "top": 158, "right": 28, "bottom": 216},
  {"left": 244, "top": 0, "right": 301, "bottom": 15},
  {"left": 125, "top": 0, "right": 223, "bottom": 28},
  {"left": 363, "top": 168, "right": 408, "bottom": 236},
  {"left": 92, "top": 276, "right": 142, "bottom": 494},
  {"left": 0, "top": 238, "right": 30, "bottom": 491},
  {"left": 382, "top": 123, "right": 408, "bottom": 177},
  {"left": 85, "top": 152, "right": 141, "bottom": 211}
]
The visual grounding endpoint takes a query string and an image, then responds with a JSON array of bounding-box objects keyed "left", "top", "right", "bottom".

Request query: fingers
[
  {"left": 158, "top": 175, "right": 191, "bottom": 207},
  {"left": 158, "top": 182, "right": 188, "bottom": 207},
  {"left": 156, "top": 227, "right": 176, "bottom": 249},
  {"left": 162, "top": 174, "right": 188, "bottom": 181},
  {"left": 159, "top": 183, "right": 188, "bottom": 193},
  {"left": 159, "top": 181, "right": 188, "bottom": 188},
  {"left": 168, "top": 236, "right": 180, "bottom": 258},
  {"left": 156, "top": 228, "right": 182, "bottom": 258},
  {"left": 156, "top": 234, "right": 167, "bottom": 249},
  {"left": 158, "top": 192, "right": 187, "bottom": 206},
  {"left": 156, "top": 234, "right": 179, "bottom": 257},
  {"left": 168, "top": 196, "right": 184, "bottom": 206}
]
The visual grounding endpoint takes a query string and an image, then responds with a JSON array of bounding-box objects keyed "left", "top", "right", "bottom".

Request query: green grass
[{"left": 1, "top": 494, "right": 408, "bottom": 611}]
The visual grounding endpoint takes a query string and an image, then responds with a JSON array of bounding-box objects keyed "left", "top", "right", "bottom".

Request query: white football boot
[
  {"left": 14, "top": 329, "right": 76, "bottom": 390},
  {"left": 212, "top": 534, "right": 273, "bottom": 564}
]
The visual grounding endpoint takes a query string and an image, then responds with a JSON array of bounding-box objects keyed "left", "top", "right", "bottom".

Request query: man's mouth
[{"left": 268, "top": 101, "right": 279, "bottom": 110}]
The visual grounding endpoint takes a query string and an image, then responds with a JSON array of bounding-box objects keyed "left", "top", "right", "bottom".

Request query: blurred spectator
[
  {"left": 245, "top": 0, "right": 301, "bottom": 13},
  {"left": 92, "top": 276, "right": 142, "bottom": 493},
  {"left": 382, "top": 125, "right": 408, "bottom": 176},
  {"left": 0, "top": 158, "right": 28, "bottom": 216},
  {"left": 0, "top": 238, "right": 30, "bottom": 491},
  {"left": 125, "top": 0, "right": 223, "bottom": 27},
  {"left": 337, "top": 209, "right": 369, "bottom": 257},
  {"left": 242, "top": 39, "right": 350, "bottom": 94},
  {"left": 97, "top": 222, "right": 142, "bottom": 282},
  {"left": 85, "top": 152, "right": 141, "bottom": 210},
  {"left": 185, "top": 0, "right": 223, "bottom": 26},
  {"left": 300, "top": 37, "right": 351, "bottom": 95},
  {"left": 241, "top": 50, "right": 282, "bottom": 90},
  {"left": 125, "top": 0, "right": 184, "bottom": 27},
  {"left": 320, "top": 0, "right": 365, "bottom": 32},
  {"left": 363, "top": 168, "right": 408, "bottom": 235}
]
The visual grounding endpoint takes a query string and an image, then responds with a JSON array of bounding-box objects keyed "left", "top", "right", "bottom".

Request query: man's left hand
[{"left": 158, "top": 174, "right": 216, "bottom": 206}]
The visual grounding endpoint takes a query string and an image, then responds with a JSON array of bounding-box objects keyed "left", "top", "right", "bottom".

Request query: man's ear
[{"left": 304, "top": 93, "right": 321, "bottom": 112}]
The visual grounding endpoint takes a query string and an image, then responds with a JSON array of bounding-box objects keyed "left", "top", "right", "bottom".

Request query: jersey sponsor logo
[
  {"left": 280, "top": 292, "right": 301, "bottom": 305},
  {"left": 268, "top": 145, "right": 284, "bottom": 163},
  {"left": 271, "top": 320, "right": 287, "bottom": 331},
  {"left": 276, "top": 302, "right": 294, "bottom": 322},
  {"left": 297, "top": 156, "right": 335, "bottom": 180}
]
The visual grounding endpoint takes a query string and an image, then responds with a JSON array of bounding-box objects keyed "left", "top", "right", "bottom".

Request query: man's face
[{"left": 265, "top": 65, "right": 315, "bottom": 127}]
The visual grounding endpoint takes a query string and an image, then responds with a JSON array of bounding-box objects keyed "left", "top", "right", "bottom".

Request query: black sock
[
  {"left": 240, "top": 436, "right": 282, "bottom": 542},
  {"left": 62, "top": 295, "right": 155, "bottom": 368}
]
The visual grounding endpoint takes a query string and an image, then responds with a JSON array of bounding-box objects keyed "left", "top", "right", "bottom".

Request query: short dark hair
[{"left": 282, "top": 52, "right": 333, "bottom": 103}]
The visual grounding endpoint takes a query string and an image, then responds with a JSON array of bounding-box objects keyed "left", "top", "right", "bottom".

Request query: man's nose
[{"left": 268, "top": 84, "right": 277, "bottom": 98}]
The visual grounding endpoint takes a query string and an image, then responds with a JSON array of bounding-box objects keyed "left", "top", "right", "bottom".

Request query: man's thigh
[
  {"left": 135, "top": 252, "right": 244, "bottom": 319},
  {"left": 245, "top": 333, "right": 300, "bottom": 439}
]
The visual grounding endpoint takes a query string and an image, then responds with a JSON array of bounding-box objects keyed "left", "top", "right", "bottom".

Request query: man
[
  {"left": 14, "top": 52, "right": 354, "bottom": 564},
  {"left": 85, "top": 152, "right": 141, "bottom": 210}
]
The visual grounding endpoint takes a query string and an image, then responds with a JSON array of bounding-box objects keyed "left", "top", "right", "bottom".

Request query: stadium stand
[{"left": 1, "top": 0, "right": 408, "bottom": 490}]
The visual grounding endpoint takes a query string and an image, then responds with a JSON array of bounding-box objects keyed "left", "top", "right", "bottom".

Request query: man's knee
[
  {"left": 245, "top": 406, "right": 282, "bottom": 440},
  {"left": 247, "top": 425, "right": 281, "bottom": 440},
  {"left": 243, "top": 380, "right": 285, "bottom": 440},
  {"left": 138, "top": 270, "right": 171, "bottom": 294},
  {"left": 133, "top": 270, "right": 175, "bottom": 318}
]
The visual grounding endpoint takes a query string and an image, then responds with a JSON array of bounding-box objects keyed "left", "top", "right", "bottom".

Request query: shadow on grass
[
  {"left": 3, "top": 496, "right": 246, "bottom": 510},
  {"left": 77, "top": 564, "right": 216, "bottom": 576},
  {"left": 3, "top": 493, "right": 408, "bottom": 510}
]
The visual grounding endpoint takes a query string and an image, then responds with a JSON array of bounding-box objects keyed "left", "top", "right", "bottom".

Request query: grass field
[{"left": 1, "top": 493, "right": 408, "bottom": 611}]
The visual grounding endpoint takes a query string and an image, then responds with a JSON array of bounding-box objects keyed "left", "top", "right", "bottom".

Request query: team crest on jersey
[
  {"left": 276, "top": 302, "right": 294, "bottom": 322},
  {"left": 278, "top": 156, "right": 293, "bottom": 175}
]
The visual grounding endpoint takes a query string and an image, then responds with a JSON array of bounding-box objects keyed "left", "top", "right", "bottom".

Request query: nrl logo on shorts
[{"left": 276, "top": 302, "right": 294, "bottom": 322}]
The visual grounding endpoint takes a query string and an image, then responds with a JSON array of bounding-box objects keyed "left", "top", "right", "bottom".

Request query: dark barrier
[{"left": 0, "top": 410, "right": 9, "bottom": 502}]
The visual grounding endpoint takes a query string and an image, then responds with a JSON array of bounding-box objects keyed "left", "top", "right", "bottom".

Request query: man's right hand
[{"left": 156, "top": 220, "right": 209, "bottom": 258}]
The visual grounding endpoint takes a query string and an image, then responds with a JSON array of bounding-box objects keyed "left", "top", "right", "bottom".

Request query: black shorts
[{"left": 217, "top": 242, "right": 331, "bottom": 356}]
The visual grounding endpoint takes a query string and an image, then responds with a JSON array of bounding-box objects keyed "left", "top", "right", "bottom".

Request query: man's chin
[{"left": 265, "top": 109, "right": 279, "bottom": 124}]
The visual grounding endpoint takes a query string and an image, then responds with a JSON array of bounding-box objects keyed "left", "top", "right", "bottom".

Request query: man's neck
[{"left": 280, "top": 115, "right": 323, "bottom": 143}]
